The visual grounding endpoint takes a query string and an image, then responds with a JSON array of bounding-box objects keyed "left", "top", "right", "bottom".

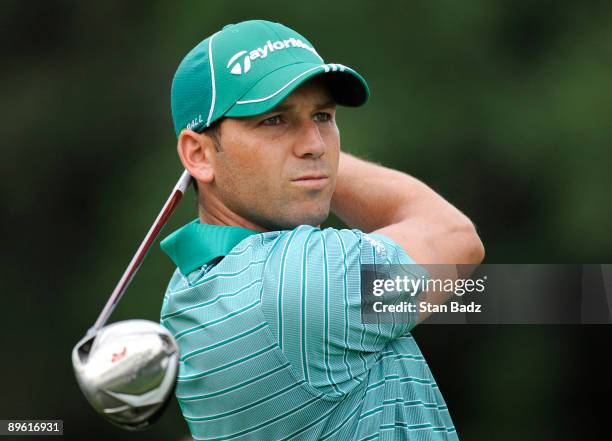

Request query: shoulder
[
  {"left": 261, "top": 225, "right": 412, "bottom": 263},
  {"left": 261, "top": 225, "right": 357, "bottom": 261},
  {"left": 260, "top": 224, "right": 416, "bottom": 273}
]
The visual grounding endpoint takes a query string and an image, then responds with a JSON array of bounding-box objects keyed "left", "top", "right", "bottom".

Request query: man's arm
[{"left": 331, "top": 152, "right": 485, "bottom": 323}]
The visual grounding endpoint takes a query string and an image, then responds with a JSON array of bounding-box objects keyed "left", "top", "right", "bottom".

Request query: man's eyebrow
[
  {"left": 267, "top": 103, "right": 292, "bottom": 113},
  {"left": 314, "top": 99, "right": 337, "bottom": 110},
  {"left": 265, "top": 99, "right": 337, "bottom": 114}
]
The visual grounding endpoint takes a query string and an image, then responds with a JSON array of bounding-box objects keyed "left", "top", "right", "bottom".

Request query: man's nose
[{"left": 294, "top": 120, "right": 325, "bottom": 159}]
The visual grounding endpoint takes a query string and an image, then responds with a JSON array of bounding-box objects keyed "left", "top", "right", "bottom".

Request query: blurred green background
[{"left": 1, "top": 0, "right": 610, "bottom": 440}]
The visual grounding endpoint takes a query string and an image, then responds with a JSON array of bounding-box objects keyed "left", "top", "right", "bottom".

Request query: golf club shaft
[{"left": 90, "top": 170, "right": 192, "bottom": 333}]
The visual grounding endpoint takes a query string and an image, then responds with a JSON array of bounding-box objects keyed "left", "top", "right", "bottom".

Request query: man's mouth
[{"left": 291, "top": 174, "right": 329, "bottom": 189}]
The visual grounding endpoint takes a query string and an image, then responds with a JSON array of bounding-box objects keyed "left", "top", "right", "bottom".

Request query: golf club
[{"left": 72, "top": 170, "right": 192, "bottom": 430}]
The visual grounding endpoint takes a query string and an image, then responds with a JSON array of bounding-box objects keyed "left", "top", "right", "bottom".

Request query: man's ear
[{"left": 176, "top": 129, "right": 216, "bottom": 185}]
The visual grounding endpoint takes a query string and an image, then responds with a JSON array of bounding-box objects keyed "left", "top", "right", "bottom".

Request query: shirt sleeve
[{"left": 259, "top": 225, "right": 428, "bottom": 396}]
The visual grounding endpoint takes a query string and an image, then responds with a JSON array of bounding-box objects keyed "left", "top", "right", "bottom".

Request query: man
[{"left": 160, "top": 20, "right": 483, "bottom": 440}]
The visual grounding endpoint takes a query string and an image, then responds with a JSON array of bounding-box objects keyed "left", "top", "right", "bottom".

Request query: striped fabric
[{"left": 160, "top": 225, "right": 458, "bottom": 440}]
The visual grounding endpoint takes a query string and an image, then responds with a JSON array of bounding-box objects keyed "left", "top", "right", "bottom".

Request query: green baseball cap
[{"left": 171, "top": 19, "right": 370, "bottom": 137}]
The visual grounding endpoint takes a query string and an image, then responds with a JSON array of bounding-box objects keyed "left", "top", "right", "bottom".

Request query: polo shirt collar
[{"left": 160, "top": 219, "right": 260, "bottom": 275}]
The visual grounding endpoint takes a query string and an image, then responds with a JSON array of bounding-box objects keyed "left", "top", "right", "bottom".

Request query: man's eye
[
  {"left": 261, "top": 115, "right": 282, "bottom": 126},
  {"left": 314, "top": 112, "right": 331, "bottom": 122}
]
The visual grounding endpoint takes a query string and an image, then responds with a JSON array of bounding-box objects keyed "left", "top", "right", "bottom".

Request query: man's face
[{"left": 209, "top": 78, "right": 340, "bottom": 231}]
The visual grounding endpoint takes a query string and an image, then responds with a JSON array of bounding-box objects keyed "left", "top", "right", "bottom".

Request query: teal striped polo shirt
[{"left": 160, "top": 220, "right": 458, "bottom": 440}]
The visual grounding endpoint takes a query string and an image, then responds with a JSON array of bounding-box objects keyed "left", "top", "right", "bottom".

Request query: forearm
[
  {"left": 331, "top": 152, "right": 461, "bottom": 232},
  {"left": 330, "top": 153, "right": 412, "bottom": 231}
]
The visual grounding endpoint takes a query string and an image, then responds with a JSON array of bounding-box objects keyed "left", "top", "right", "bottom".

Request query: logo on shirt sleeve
[{"left": 363, "top": 234, "right": 387, "bottom": 259}]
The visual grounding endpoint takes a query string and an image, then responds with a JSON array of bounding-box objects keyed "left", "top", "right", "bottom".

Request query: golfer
[{"left": 160, "top": 20, "right": 484, "bottom": 440}]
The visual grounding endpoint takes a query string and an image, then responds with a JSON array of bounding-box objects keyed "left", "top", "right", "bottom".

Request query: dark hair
[{"left": 192, "top": 117, "right": 224, "bottom": 194}]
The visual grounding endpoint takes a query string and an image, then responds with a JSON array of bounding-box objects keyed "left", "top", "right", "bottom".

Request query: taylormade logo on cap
[{"left": 227, "top": 38, "right": 319, "bottom": 75}]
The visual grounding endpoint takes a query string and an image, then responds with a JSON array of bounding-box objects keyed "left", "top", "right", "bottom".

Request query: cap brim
[{"left": 224, "top": 62, "right": 369, "bottom": 118}]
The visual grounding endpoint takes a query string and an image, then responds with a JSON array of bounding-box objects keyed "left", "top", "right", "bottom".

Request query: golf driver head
[{"left": 72, "top": 319, "right": 179, "bottom": 431}]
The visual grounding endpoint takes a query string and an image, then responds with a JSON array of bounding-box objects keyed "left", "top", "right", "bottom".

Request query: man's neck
[
  {"left": 199, "top": 210, "right": 268, "bottom": 232},
  {"left": 198, "top": 194, "right": 268, "bottom": 232}
]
